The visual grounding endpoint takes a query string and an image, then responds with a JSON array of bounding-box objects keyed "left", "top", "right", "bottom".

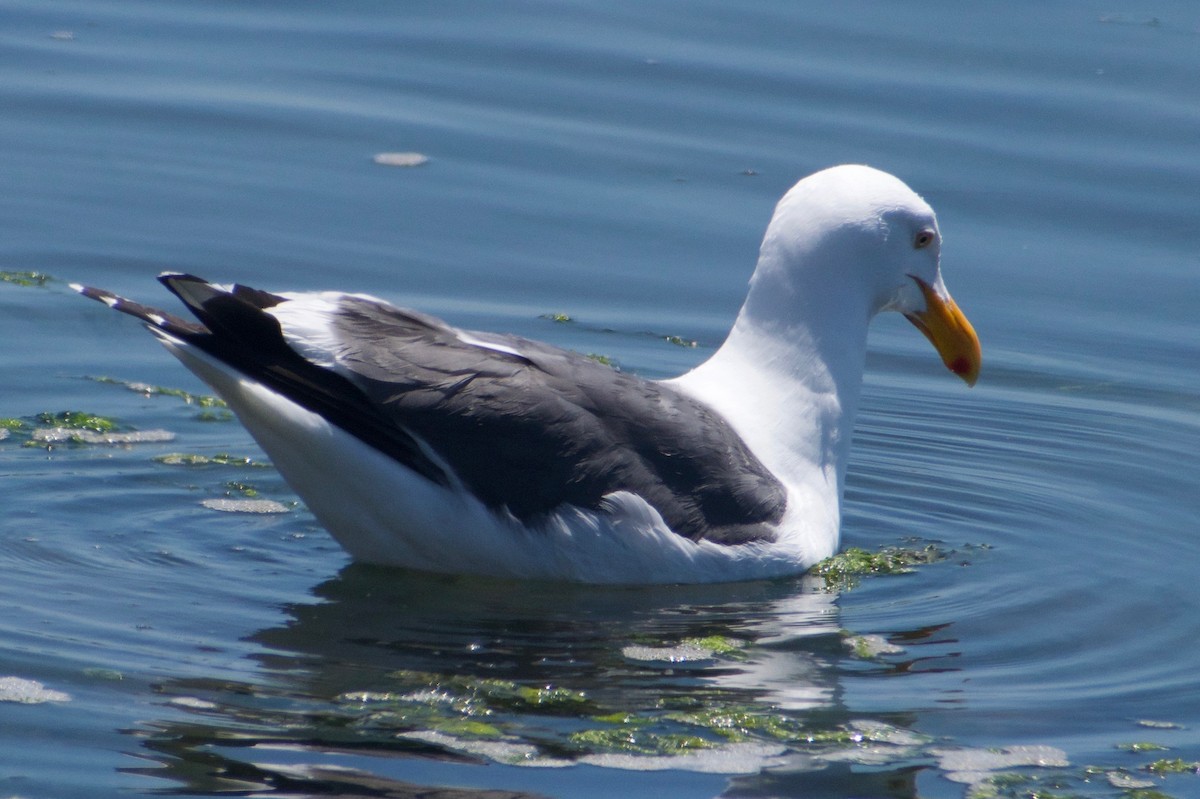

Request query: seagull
[{"left": 74, "top": 165, "right": 980, "bottom": 584}]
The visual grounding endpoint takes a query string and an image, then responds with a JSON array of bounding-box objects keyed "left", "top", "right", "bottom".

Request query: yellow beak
[{"left": 904, "top": 276, "right": 981, "bottom": 387}]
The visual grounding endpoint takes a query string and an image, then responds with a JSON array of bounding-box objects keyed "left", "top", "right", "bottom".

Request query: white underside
[{"left": 158, "top": 333, "right": 826, "bottom": 584}]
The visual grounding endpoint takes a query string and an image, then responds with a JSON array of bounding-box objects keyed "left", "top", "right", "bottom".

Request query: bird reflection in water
[{"left": 123, "top": 566, "right": 958, "bottom": 797}]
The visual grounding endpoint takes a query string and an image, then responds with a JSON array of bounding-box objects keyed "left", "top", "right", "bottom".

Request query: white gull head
[{"left": 669, "top": 164, "right": 980, "bottom": 567}]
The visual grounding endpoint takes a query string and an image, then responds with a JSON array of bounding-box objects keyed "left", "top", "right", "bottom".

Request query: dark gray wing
[
  {"left": 80, "top": 275, "right": 787, "bottom": 545},
  {"left": 324, "top": 296, "right": 787, "bottom": 545}
]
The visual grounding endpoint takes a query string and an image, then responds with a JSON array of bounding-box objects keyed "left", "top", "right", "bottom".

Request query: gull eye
[{"left": 913, "top": 229, "right": 936, "bottom": 249}]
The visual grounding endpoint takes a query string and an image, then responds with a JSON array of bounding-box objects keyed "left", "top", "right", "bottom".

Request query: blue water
[{"left": 3, "top": 2, "right": 1199, "bottom": 797}]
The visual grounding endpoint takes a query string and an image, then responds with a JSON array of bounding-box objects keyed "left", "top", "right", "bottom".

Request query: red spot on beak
[{"left": 950, "top": 356, "right": 972, "bottom": 376}]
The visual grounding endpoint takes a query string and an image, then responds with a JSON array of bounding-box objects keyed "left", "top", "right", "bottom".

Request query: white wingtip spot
[
  {"left": 68, "top": 282, "right": 84, "bottom": 293},
  {"left": 455, "top": 331, "right": 527, "bottom": 360}
]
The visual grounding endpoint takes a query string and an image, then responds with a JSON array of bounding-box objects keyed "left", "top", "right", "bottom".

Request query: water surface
[{"left": 2, "top": 2, "right": 1199, "bottom": 798}]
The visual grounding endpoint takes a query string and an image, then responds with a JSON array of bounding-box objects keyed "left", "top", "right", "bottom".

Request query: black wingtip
[
  {"left": 71, "top": 282, "right": 114, "bottom": 304},
  {"left": 157, "top": 273, "right": 223, "bottom": 316},
  {"left": 158, "top": 273, "right": 286, "bottom": 315},
  {"left": 75, "top": 281, "right": 208, "bottom": 335},
  {"left": 157, "top": 272, "right": 202, "bottom": 285}
]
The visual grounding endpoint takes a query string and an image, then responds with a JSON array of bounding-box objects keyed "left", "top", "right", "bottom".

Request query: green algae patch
[
  {"left": 1119, "top": 742, "right": 1170, "bottom": 753},
  {"left": 17, "top": 408, "right": 174, "bottom": 448},
  {"left": 0, "top": 418, "right": 27, "bottom": 431},
  {"left": 566, "top": 706, "right": 914, "bottom": 762},
  {"left": 223, "top": 481, "right": 260, "bottom": 498},
  {"left": 0, "top": 271, "right": 52, "bottom": 287},
  {"left": 586, "top": 353, "right": 616, "bottom": 367},
  {"left": 345, "top": 695, "right": 504, "bottom": 739},
  {"left": 664, "top": 335, "right": 697, "bottom": 348},
  {"left": 382, "top": 670, "right": 591, "bottom": 714},
  {"left": 541, "top": 312, "right": 573, "bottom": 323},
  {"left": 335, "top": 673, "right": 595, "bottom": 744},
  {"left": 569, "top": 725, "right": 714, "bottom": 755},
  {"left": 813, "top": 544, "right": 944, "bottom": 590},
  {"left": 419, "top": 717, "right": 504, "bottom": 739},
  {"left": 681, "top": 635, "right": 746, "bottom": 657},
  {"left": 513, "top": 684, "right": 591, "bottom": 709},
  {"left": 844, "top": 631, "right": 904, "bottom": 659},
  {"left": 1145, "top": 758, "right": 1199, "bottom": 774},
  {"left": 622, "top": 634, "right": 748, "bottom": 667},
  {"left": 36, "top": 411, "right": 117, "bottom": 432},
  {"left": 88, "top": 376, "right": 227, "bottom": 408},
  {"left": 964, "top": 773, "right": 1069, "bottom": 799},
  {"left": 1126, "top": 791, "right": 1175, "bottom": 799},
  {"left": 1138, "top": 720, "right": 1185, "bottom": 730},
  {"left": 154, "top": 452, "right": 269, "bottom": 468},
  {"left": 662, "top": 707, "right": 819, "bottom": 744}
]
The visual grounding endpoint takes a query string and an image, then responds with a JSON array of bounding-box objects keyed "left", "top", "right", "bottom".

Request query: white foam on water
[
  {"left": 201, "top": 498, "right": 289, "bottom": 514},
  {"left": 0, "top": 676, "right": 71, "bottom": 704},
  {"left": 32, "top": 427, "right": 175, "bottom": 445}
]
